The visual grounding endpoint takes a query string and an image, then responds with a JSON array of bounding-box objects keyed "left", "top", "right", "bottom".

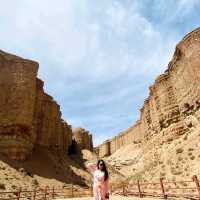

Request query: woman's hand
[
  {"left": 105, "top": 192, "right": 109, "bottom": 199},
  {"left": 86, "top": 163, "right": 97, "bottom": 173}
]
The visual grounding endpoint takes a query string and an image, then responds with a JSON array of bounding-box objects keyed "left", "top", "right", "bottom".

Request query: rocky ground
[
  {"left": 106, "top": 121, "right": 200, "bottom": 183},
  {"left": 0, "top": 148, "right": 93, "bottom": 192},
  {"left": 58, "top": 196, "right": 186, "bottom": 200},
  {"left": 60, "top": 197, "right": 154, "bottom": 200},
  {"left": 102, "top": 121, "right": 200, "bottom": 200},
  {"left": 0, "top": 147, "right": 125, "bottom": 195},
  {"left": 0, "top": 126, "right": 199, "bottom": 198}
]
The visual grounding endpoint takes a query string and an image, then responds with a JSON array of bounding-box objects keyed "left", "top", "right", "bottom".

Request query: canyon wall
[
  {"left": 0, "top": 50, "right": 73, "bottom": 160},
  {"left": 34, "top": 79, "right": 72, "bottom": 152},
  {"left": 96, "top": 28, "right": 200, "bottom": 158},
  {"left": 72, "top": 127, "right": 93, "bottom": 151}
]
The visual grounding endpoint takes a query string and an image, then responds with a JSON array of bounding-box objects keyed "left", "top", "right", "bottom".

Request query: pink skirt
[{"left": 93, "top": 185, "right": 107, "bottom": 200}]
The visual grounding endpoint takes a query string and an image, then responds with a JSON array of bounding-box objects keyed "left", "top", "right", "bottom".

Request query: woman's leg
[
  {"left": 93, "top": 185, "right": 99, "bottom": 200},
  {"left": 99, "top": 187, "right": 106, "bottom": 200}
]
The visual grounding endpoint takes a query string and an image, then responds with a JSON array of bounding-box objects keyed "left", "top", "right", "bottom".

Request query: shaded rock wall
[
  {"left": 0, "top": 51, "right": 38, "bottom": 160},
  {"left": 96, "top": 27, "right": 200, "bottom": 158},
  {"left": 0, "top": 50, "right": 72, "bottom": 160},
  {"left": 98, "top": 140, "right": 110, "bottom": 157},
  {"left": 72, "top": 127, "right": 93, "bottom": 151},
  {"left": 34, "top": 79, "right": 72, "bottom": 152}
]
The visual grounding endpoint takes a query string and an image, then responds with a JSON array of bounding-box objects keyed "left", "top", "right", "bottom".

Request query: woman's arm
[
  {"left": 86, "top": 163, "right": 97, "bottom": 173},
  {"left": 104, "top": 179, "right": 109, "bottom": 194},
  {"left": 104, "top": 179, "right": 110, "bottom": 199}
]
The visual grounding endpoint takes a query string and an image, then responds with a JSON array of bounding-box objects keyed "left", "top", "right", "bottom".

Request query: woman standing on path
[{"left": 87, "top": 159, "right": 109, "bottom": 200}]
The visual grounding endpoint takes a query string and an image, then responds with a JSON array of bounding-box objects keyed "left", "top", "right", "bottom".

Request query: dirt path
[{"left": 57, "top": 196, "right": 165, "bottom": 200}]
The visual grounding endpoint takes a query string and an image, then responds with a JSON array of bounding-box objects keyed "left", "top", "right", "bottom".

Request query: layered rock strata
[
  {"left": 0, "top": 50, "right": 73, "bottom": 160},
  {"left": 72, "top": 127, "right": 93, "bottom": 151},
  {"left": 96, "top": 27, "right": 200, "bottom": 158}
]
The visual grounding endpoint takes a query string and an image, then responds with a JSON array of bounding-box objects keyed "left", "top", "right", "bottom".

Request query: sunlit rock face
[
  {"left": 34, "top": 78, "right": 72, "bottom": 153},
  {"left": 0, "top": 50, "right": 72, "bottom": 160},
  {"left": 96, "top": 27, "right": 200, "bottom": 158}
]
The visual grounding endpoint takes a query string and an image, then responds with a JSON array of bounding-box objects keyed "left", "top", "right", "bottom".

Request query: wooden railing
[
  {"left": 0, "top": 185, "right": 93, "bottom": 200},
  {"left": 111, "top": 175, "right": 200, "bottom": 199},
  {"left": 0, "top": 175, "right": 200, "bottom": 199}
]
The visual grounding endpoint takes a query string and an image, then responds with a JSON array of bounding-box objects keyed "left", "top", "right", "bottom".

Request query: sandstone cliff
[
  {"left": 0, "top": 50, "right": 100, "bottom": 190},
  {"left": 0, "top": 50, "right": 72, "bottom": 160},
  {"left": 96, "top": 27, "right": 200, "bottom": 158},
  {"left": 96, "top": 28, "right": 200, "bottom": 181},
  {"left": 72, "top": 127, "right": 93, "bottom": 151}
]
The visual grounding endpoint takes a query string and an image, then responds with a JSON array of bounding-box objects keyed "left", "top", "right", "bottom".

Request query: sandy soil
[
  {"left": 106, "top": 122, "right": 200, "bottom": 183},
  {"left": 57, "top": 196, "right": 158, "bottom": 200},
  {"left": 0, "top": 147, "right": 96, "bottom": 191},
  {"left": 57, "top": 196, "right": 181, "bottom": 200}
]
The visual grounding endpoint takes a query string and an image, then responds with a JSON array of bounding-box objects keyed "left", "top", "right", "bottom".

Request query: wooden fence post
[
  {"left": 160, "top": 178, "right": 167, "bottom": 199},
  {"left": 71, "top": 184, "right": 74, "bottom": 197},
  {"left": 44, "top": 186, "right": 47, "bottom": 200},
  {"left": 33, "top": 188, "right": 37, "bottom": 200},
  {"left": 52, "top": 186, "right": 55, "bottom": 199},
  {"left": 91, "top": 184, "right": 93, "bottom": 197},
  {"left": 122, "top": 183, "right": 125, "bottom": 196},
  {"left": 17, "top": 188, "right": 21, "bottom": 200},
  {"left": 137, "top": 180, "right": 142, "bottom": 198},
  {"left": 192, "top": 175, "right": 200, "bottom": 198},
  {"left": 110, "top": 185, "right": 112, "bottom": 195}
]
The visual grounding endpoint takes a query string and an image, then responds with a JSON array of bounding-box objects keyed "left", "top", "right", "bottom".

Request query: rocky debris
[
  {"left": 18, "top": 168, "right": 33, "bottom": 177},
  {"left": 0, "top": 148, "right": 99, "bottom": 194},
  {"left": 0, "top": 183, "right": 6, "bottom": 190}
]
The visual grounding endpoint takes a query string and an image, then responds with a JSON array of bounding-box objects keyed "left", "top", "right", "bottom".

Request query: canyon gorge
[{"left": 0, "top": 27, "right": 200, "bottom": 189}]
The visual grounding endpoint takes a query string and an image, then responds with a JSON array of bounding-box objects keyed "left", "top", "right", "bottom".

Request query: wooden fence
[
  {"left": 112, "top": 175, "right": 200, "bottom": 199},
  {"left": 0, "top": 185, "right": 93, "bottom": 200},
  {"left": 0, "top": 175, "right": 200, "bottom": 199}
]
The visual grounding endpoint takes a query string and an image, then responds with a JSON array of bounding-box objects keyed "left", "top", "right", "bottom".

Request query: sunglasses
[{"left": 99, "top": 163, "right": 103, "bottom": 166}]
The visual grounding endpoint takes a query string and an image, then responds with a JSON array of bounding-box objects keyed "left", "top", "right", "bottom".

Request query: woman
[{"left": 87, "top": 159, "right": 109, "bottom": 200}]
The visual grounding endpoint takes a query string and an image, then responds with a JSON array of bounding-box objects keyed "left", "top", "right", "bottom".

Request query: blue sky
[{"left": 0, "top": 0, "right": 200, "bottom": 146}]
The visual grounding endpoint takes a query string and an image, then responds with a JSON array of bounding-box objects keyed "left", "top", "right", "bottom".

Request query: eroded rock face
[
  {"left": 34, "top": 79, "right": 72, "bottom": 153},
  {"left": 0, "top": 51, "right": 38, "bottom": 160},
  {"left": 72, "top": 127, "right": 93, "bottom": 151},
  {"left": 96, "top": 27, "right": 200, "bottom": 158},
  {"left": 0, "top": 50, "right": 73, "bottom": 160}
]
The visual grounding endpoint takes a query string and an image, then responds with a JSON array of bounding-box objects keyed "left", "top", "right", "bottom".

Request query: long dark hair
[{"left": 97, "top": 159, "right": 109, "bottom": 181}]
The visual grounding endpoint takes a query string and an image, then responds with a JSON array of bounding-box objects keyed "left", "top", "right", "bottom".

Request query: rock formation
[
  {"left": 0, "top": 50, "right": 73, "bottom": 160},
  {"left": 96, "top": 27, "right": 200, "bottom": 158},
  {"left": 34, "top": 79, "right": 72, "bottom": 153},
  {"left": 72, "top": 127, "right": 93, "bottom": 151}
]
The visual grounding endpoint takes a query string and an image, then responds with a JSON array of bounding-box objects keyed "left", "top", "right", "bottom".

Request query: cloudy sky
[{"left": 0, "top": 0, "right": 200, "bottom": 146}]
